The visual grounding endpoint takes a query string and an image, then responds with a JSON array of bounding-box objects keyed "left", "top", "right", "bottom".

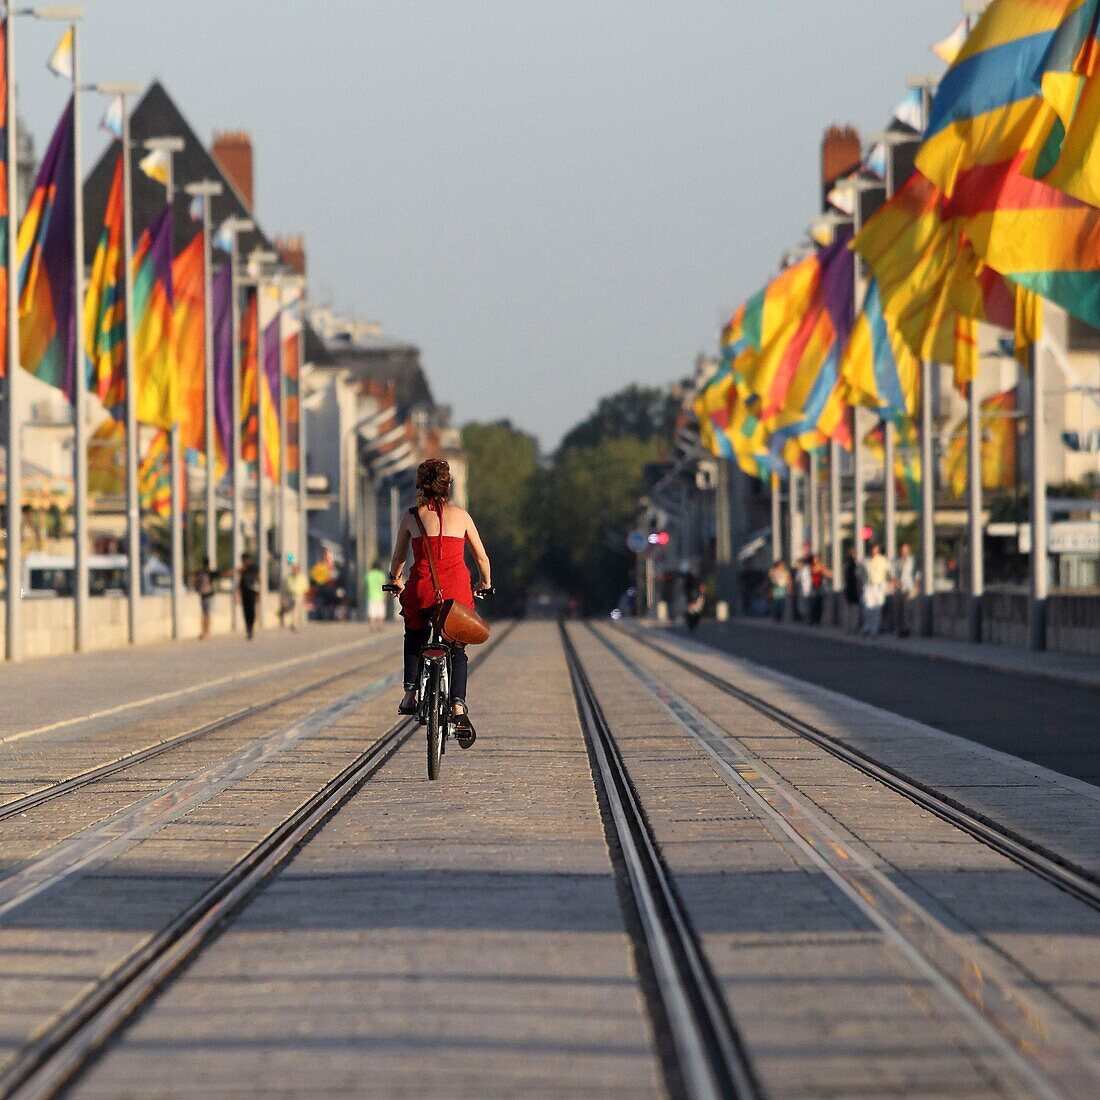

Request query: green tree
[
  {"left": 462, "top": 420, "right": 540, "bottom": 613},
  {"left": 557, "top": 384, "right": 682, "bottom": 454},
  {"left": 543, "top": 434, "right": 663, "bottom": 612}
]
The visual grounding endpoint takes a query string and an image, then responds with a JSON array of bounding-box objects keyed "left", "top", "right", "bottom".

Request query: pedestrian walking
[
  {"left": 192, "top": 557, "right": 219, "bottom": 641},
  {"left": 860, "top": 543, "right": 891, "bottom": 638},
  {"left": 809, "top": 554, "right": 831, "bottom": 625},
  {"left": 684, "top": 573, "right": 705, "bottom": 632},
  {"left": 280, "top": 555, "right": 309, "bottom": 631},
  {"left": 237, "top": 552, "right": 260, "bottom": 640},
  {"left": 364, "top": 561, "right": 388, "bottom": 631},
  {"left": 893, "top": 542, "right": 918, "bottom": 637},
  {"left": 767, "top": 560, "right": 790, "bottom": 622},
  {"left": 843, "top": 549, "right": 861, "bottom": 633}
]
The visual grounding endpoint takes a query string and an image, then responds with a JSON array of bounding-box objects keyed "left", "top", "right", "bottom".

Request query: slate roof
[{"left": 82, "top": 80, "right": 271, "bottom": 266}]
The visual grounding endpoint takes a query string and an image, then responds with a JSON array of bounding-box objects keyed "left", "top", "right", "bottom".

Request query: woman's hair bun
[{"left": 415, "top": 458, "right": 452, "bottom": 502}]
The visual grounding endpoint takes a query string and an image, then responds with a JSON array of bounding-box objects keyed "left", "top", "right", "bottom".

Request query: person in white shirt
[
  {"left": 860, "top": 544, "right": 892, "bottom": 638},
  {"left": 892, "top": 543, "right": 918, "bottom": 637}
]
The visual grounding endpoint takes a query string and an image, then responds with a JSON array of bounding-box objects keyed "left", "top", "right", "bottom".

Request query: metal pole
[
  {"left": 120, "top": 94, "right": 140, "bottom": 645},
  {"left": 229, "top": 231, "right": 242, "bottom": 630},
  {"left": 787, "top": 465, "right": 801, "bottom": 564},
  {"left": 852, "top": 408, "right": 865, "bottom": 560},
  {"left": 276, "top": 281, "right": 287, "bottom": 589},
  {"left": 828, "top": 439, "right": 842, "bottom": 620},
  {"left": 966, "top": 380, "right": 983, "bottom": 642},
  {"left": 255, "top": 279, "right": 267, "bottom": 629},
  {"left": 808, "top": 450, "right": 819, "bottom": 554},
  {"left": 4, "top": 11, "right": 20, "bottom": 660},
  {"left": 162, "top": 154, "right": 183, "bottom": 642},
  {"left": 1028, "top": 342, "right": 1047, "bottom": 649},
  {"left": 201, "top": 191, "right": 216, "bottom": 567},
  {"left": 883, "top": 418, "right": 897, "bottom": 562},
  {"left": 70, "top": 24, "right": 88, "bottom": 652},
  {"left": 770, "top": 472, "right": 781, "bottom": 561},
  {"left": 297, "top": 327, "right": 307, "bottom": 569},
  {"left": 919, "top": 360, "right": 936, "bottom": 635}
]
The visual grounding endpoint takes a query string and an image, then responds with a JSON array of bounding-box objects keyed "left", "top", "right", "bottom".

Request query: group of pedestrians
[
  {"left": 767, "top": 552, "right": 831, "bottom": 625},
  {"left": 843, "top": 542, "right": 919, "bottom": 638},
  {"left": 768, "top": 541, "right": 919, "bottom": 639}
]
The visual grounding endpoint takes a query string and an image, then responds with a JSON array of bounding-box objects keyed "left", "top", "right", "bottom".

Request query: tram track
[
  {"left": 623, "top": 624, "right": 1100, "bottom": 913},
  {"left": 0, "top": 622, "right": 515, "bottom": 1100},
  {"left": 590, "top": 622, "right": 1099, "bottom": 1099},
  {"left": 0, "top": 651, "right": 395, "bottom": 825},
  {"left": 560, "top": 621, "right": 764, "bottom": 1100}
]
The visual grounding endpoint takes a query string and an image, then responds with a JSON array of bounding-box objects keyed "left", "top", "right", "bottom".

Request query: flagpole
[
  {"left": 184, "top": 180, "right": 222, "bottom": 575},
  {"left": 920, "top": 361, "right": 936, "bottom": 634},
  {"left": 297, "top": 323, "right": 307, "bottom": 571},
  {"left": 3, "top": 10, "right": 19, "bottom": 660},
  {"left": 70, "top": 22, "right": 88, "bottom": 652},
  {"left": 807, "top": 450, "right": 819, "bottom": 554},
  {"left": 275, "top": 276, "right": 287, "bottom": 591},
  {"left": 787, "top": 464, "right": 801, "bottom": 568},
  {"left": 883, "top": 419, "right": 897, "bottom": 561},
  {"left": 966, "top": 379, "right": 983, "bottom": 641},
  {"left": 1028, "top": 342, "right": 1047, "bottom": 649},
  {"left": 828, "top": 439, "right": 841, "bottom": 621},
  {"left": 229, "top": 230, "right": 242, "bottom": 629},
  {"left": 144, "top": 135, "right": 184, "bottom": 641},
  {"left": 770, "top": 471, "right": 781, "bottom": 561},
  {"left": 119, "top": 91, "right": 139, "bottom": 644},
  {"left": 255, "top": 273, "right": 266, "bottom": 626}
]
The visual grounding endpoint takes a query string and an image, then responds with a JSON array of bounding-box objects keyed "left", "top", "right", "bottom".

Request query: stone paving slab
[
  {"left": 0, "top": 622, "right": 395, "bottom": 749},
  {"left": 570, "top": 625, "right": 1024, "bottom": 1099},
  {"left": 69, "top": 623, "right": 660, "bottom": 1099},
  {"left": 602, "top": 623, "right": 1100, "bottom": 1091},
  {"left": 638, "top": 624, "right": 1100, "bottom": 879}
]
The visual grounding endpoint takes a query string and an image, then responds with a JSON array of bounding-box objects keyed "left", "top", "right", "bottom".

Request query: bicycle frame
[{"left": 415, "top": 623, "right": 453, "bottom": 727}]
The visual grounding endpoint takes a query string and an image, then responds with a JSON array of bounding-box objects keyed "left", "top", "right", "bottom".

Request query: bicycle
[{"left": 382, "top": 585, "right": 494, "bottom": 779}]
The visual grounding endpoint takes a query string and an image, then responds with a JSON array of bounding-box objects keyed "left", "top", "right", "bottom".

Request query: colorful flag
[
  {"left": 84, "top": 152, "right": 126, "bottom": 418},
  {"left": 100, "top": 95, "right": 123, "bottom": 140},
  {"left": 892, "top": 88, "right": 924, "bottom": 132},
  {"left": 213, "top": 219, "right": 233, "bottom": 254},
  {"left": 839, "top": 278, "right": 919, "bottom": 421},
  {"left": 132, "top": 207, "right": 177, "bottom": 429},
  {"left": 261, "top": 315, "right": 281, "bottom": 480},
  {"left": 239, "top": 287, "right": 259, "bottom": 468},
  {"left": 172, "top": 231, "right": 206, "bottom": 456},
  {"left": 945, "top": 386, "right": 1019, "bottom": 497},
  {"left": 188, "top": 194, "right": 203, "bottom": 221},
  {"left": 0, "top": 23, "right": 8, "bottom": 379},
  {"left": 139, "top": 429, "right": 172, "bottom": 517},
  {"left": 47, "top": 27, "right": 73, "bottom": 81},
  {"left": 864, "top": 415, "right": 923, "bottom": 510},
  {"left": 138, "top": 147, "right": 170, "bottom": 186},
  {"left": 932, "top": 18, "right": 971, "bottom": 65},
  {"left": 283, "top": 329, "right": 301, "bottom": 491},
  {"left": 17, "top": 99, "right": 75, "bottom": 397},
  {"left": 211, "top": 265, "right": 233, "bottom": 479}
]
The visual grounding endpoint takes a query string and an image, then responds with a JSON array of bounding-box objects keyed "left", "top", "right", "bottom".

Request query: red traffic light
[
  {"left": 647, "top": 530, "right": 671, "bottom": 547},
  {"left": 860, "top": 525, "right": 874, "bottom": 541}
]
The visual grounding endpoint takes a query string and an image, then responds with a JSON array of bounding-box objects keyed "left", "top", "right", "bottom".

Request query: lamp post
[
  {"left": 249, "top": 247, "right": 279, "bottom": 627},
  {"left": 90, "top": 82, "right": 142, "bottom": 643},
  {"left": 4, "top": 6, "right": 84, "bottom": 661},
  {"left": 183, "top": 179, "right": 223, "bottom": 574},
  {"left": 216, "top": 215, "right": 252, "bottom": 629},
  {"left": 143, "top": 135, "right": 185, "bottom": 640}
]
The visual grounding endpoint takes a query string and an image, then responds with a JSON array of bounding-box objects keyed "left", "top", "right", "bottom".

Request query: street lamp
[
  {"left": 4, "top": 5, "right": 84, "bottom": 662},
  {"left": 183, "top": 180, "right": 224, "bottom": 569}
]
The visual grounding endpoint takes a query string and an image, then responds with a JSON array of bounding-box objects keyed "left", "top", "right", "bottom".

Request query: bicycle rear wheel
[{"left": 426, "top": 663, "right": 443, "bottom": 780}]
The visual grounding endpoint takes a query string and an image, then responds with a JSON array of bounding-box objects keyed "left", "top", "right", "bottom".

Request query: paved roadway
[
  {"left": 0, "top": 620, "right": 1096, "bottom": 1097},
  {"left": 693, "top": 619, "right": 1100, "bottom": 786}
]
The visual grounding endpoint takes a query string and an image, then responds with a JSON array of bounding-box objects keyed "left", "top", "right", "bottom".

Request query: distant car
[{"left": 22, "top": 553, "right": 129, "bottom": 598}]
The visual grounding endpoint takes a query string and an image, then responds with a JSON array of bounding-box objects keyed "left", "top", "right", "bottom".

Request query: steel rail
[
  {"left": 624, "top": 627, "right": 1100, "bottom": 914},
  {"left": 560, "top": 622, "right": 763, "bottom": 1100},
  {"left": 1, "top": 622, "right": 516, "bottom": 1100},
  {"left": 0, "top": 651, "right": 393, "bottom": 824}
]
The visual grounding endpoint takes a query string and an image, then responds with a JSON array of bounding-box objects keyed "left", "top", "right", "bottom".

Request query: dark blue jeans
[{"left": 404, "top": 627, "right": 468, "bottom": 703}]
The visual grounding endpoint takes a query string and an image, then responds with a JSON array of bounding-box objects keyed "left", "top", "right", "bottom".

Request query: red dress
[{"left": 400, "top": 513, "right": 475, "bottom": 630}]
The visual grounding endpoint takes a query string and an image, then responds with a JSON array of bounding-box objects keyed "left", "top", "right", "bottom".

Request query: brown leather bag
[{"left": 411, "top": 509, "right": 491, "bottom": 646}]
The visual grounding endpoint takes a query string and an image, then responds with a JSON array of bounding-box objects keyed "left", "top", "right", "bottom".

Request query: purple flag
[
  {"left": 212, "top": 265, "right": 233, "bottom": 480},
  {"left": 263, "top": 315, "right": 281, "bottom": 411}
]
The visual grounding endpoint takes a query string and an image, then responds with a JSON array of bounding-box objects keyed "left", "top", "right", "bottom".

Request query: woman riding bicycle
[{"left": 386, "top": 458, "right": 492, "bottom": 745}]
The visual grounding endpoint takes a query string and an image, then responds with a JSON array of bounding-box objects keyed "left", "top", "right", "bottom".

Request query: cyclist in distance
[{"left": 385, "top": 458, "right": 492, "bottom": 742}]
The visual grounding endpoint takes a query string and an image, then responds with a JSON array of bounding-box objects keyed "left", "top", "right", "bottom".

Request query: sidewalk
[
  {"left": 0, "top": 621, "right": 398, "bottom": 746},
  {"left": 719, "top": 614, "right": 1100, "bottom": 689}
]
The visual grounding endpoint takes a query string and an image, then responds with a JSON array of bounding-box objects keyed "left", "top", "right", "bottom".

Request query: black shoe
[
  {"left": 453, "top": 710, "right": 476, "bottom": 749},
  {"left": 398, "top": 688, "right": 417, "bottom": 715}
]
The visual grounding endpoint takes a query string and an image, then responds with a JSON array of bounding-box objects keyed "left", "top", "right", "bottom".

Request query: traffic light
[
  {"left": 647, "top": 530, "right": 671, "bottom": 547},
  {"left": 861, "top": 525, "right": 874, "bottom": 542}
]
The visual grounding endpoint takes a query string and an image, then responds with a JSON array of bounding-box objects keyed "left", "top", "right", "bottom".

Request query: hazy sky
[{"left": 16, "top": 1, "right": 963, "bottom": 448}]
